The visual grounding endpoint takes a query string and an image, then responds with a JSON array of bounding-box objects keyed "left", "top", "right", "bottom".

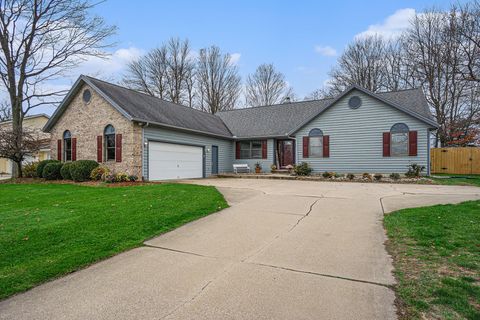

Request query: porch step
[{"left": 272, "top": 169, "right": 290, "bottom": 173}]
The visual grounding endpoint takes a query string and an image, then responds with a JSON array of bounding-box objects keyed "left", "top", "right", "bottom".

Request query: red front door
[{"left": 277, "top": 140, "right": 294, "bottom": 168}]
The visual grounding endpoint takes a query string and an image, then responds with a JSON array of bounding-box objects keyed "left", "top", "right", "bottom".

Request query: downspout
[{"left": 138, "top": 122, "right": 150, "bottom": 181}]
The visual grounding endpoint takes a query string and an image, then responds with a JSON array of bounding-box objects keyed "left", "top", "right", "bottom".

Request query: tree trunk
[{"left": 14, "top": 160, "right": 22, "bottom": 178}]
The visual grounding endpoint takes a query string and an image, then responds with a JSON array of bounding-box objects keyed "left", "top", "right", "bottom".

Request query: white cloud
[
  {"left": 356, "top": 8, "right": 416, "bottom": 39},
  {"left": 230, "top": 53, "right": 241, "bottom": 65},
  {"left": 314, "top": 45, "right": 337, "bottom": 57},
  {"left": 75, "top": 46, "right": 144, "bottom": 79}
]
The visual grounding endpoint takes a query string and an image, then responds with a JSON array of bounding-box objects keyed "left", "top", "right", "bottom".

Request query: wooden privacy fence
[{"left": 431, "top": 147, "right": 480, "bottom": 174}]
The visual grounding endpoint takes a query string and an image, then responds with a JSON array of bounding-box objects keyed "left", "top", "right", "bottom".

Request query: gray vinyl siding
[
  {"left": 232, "top": 139, "right": 275, "bottom": 172},
  {"left": 295, "top": 90, "right": 432, "bottom": 174},
  {"left": 142, "top": 126, "right": 233, "bottom": 179}
]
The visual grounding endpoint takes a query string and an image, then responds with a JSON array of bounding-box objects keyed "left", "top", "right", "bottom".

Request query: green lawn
[
  {"left": 431, "top": 174, "right": 480, "bottom": 188},
  {"left": 0, "top": 183, "right": 228, "bottom": 299},
  {"left": 384, "top": 201, "right": 480, "bottom": 320}
]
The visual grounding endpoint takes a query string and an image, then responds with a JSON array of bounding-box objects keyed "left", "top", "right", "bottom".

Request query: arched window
[
  {"left": 390, "top": 123, "right": 409, "bottom": 156},
  {"left": 63, "top": 130, "right": 72, "bottom": 161},
  {"left": 104, "top": 125, "right": 116, "bottom": 161},
  {"left": 309, "top": 128, "right": 323, "bottom": 157}
]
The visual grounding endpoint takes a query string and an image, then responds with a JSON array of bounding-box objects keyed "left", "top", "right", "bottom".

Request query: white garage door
[{"left": 148, "top": 141, "right": 203, "bottom": 180}]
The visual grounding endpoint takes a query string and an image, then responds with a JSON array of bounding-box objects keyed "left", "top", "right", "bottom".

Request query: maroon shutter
[
  {"left": 302, "top": 136, "right": 309, "bottom": 158},
  {"left": 383, "top": 132, "right": 391, "bottom": 157},
  {"left": 323, "top": 136, "right": 330, "bottom": 158},
  {"left": 57, "top": 139, "right": 62, "bottom": 161},
  {"left": 409, "top": 131, "right": 418, "bottom": 156},
  {"left": 97, "top": 136, "right": 103, "bottom": 162},
  {"left": 72, "top": 138, "right": 77, "bottom": 161},
  {"left": 262, "top": 140, "right": 267, "bottom": 159},
  {"left": 235, "top": 142, "right": 241, "bottom": 159},
  {"left": 115, "top": 134, "right": 122, "bottom": 162}
]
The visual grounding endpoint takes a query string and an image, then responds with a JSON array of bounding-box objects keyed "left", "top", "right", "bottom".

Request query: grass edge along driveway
[
  {"left": 384, "top": 200, "right": 480, "bottom": 320},
  {"left": 0, "top": 183, "right": 228, "bottom": 300}
]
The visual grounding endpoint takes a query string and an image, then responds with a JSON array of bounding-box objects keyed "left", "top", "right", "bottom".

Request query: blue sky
[{"left": 42, "top": 0, "right": 461, "bottom": 114}]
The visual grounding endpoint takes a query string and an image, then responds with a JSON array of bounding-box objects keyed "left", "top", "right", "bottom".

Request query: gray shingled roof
[
  {"left": 86, "top": 77, "right": 232, "bottom": 137},
  {"left": 44, "top": 76, "right": 437, "bottom": 138},
  {"left": 217, "top": 87, "right": 436, "bottom": 138}
]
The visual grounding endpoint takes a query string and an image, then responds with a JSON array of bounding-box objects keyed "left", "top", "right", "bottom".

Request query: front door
[
  {"left": 277, "top": 140, "right": 294, "bottom": 168},
  {"left": 211, "top": 145, "right": 219, "bottom": 174}
]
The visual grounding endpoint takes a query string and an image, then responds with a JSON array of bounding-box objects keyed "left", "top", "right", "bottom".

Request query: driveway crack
[{"left": 249, "top": 262, "right": 393, "bottom": 289}]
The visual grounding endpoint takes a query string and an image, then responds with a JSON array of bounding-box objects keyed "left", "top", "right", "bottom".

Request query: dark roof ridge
[{"left": 220, "top": 97, "right": 335, "bottom": 113}]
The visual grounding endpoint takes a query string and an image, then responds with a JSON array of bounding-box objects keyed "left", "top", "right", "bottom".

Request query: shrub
[
  {"left": 70, "top": 160, "right": 99, "bottom": 182},
  {"left": 23, "top": 162, "right": 39, "bottom": 178},
  {"left": 90, "top": 166, "right": 110, "bottom": 181},
  {"left": 347, "top": 173, "right": 355, "bottom": 180},
  {"left": 374, "top": 173, "right": 383, "bottom": 181},
  {"left": 405, "top": 163, "right": 425, "bottom": 178},
  {"left": 294, "top": 162, "right": 312, "bottom": 176},
  {"left": 114, "top": 172, "right": 129, "bottom": 183},
  {"left": 37, "top": 160, "right": 59, "bottom": 178},
  {"left": 322, "top": 171, "right": 335, "bottom": 178},
  {"left": 128, "top": 175, "right": 138, "bottom": 182},
  {"left": 390, "top": 173, "right": 401, "bottom": 180},
  {"left": 334, "top": 172, "right": 343, "bottom": 178},
  {"left": 362, "top": 173, "right": 372, "bottom": 181},
  {"left": 270, "top": 164, "right": 277, "bottom": 171},
  {"left": 42, "top": 162, "right": 64, "bottom": 180},
  {"left": 60, "top": 162, "right": 74, "bottom": 180},
  {"left": 104, "top": 174, "right": 116, "bottom": 183}
]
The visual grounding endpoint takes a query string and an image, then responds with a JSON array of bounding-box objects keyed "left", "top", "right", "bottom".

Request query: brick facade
[{"left": 49, "top": 83, "right": 143, "bottom": 177}]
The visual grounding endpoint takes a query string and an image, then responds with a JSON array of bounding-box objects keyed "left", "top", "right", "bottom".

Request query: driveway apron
[{"left": 1, "top": 179, "right": 479, "bottom": 320}]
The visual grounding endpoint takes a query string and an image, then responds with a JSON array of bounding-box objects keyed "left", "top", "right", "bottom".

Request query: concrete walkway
[{"left": 1, "top": 179, "right": 479, "bottom": 320}]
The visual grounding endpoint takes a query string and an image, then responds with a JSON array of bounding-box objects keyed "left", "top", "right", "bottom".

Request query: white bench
[{"left": 233, "top": 164, "right": 250, "bottom": 174}]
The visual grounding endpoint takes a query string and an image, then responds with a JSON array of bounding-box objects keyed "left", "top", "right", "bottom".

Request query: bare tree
[
  {"left": 457, "top": 1, "right": 480, "bottom": 83},
  {"left": 0, "top": 0, "right": 115, "bottom": 176},
  {"left": 196, "top": 46, "right": 241, "bottom": 114},
  {"left": 123, "top": 38, "right": 196, "bottom": 106},
  {"left": 0, "top": 101, "right": 11, "bottom": 121},
  {"left": 328, "top": 35, "right": 388, "bottom": 94},
  {"left": 403, "top": 8, "right": 478, "bottom": 146},
  {"left": 0, "top": 126, "right": 45, "bottom": 177},
  {"left": 245, "top": 64, "right": 291, "bottom": 106},
  {"left": 305, "top": 88, "right": 334, "bottom": 100}
]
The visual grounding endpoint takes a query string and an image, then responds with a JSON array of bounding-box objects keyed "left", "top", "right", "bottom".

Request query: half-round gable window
[
  {"left": 308, "top": 128, "right": 323, "bottom": 157},
  {"left": 309, "top": 128, "right": 323, "bottom": 137},
  {"left": 104, "top": 125, "right": 116, "bottom": 161},
  {"left": 390, "top": 123, "right": 409, "bottom": 156}
]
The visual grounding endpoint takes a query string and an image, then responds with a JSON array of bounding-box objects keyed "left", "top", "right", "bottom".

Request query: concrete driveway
[{"left": 1, "top": 179, "right": 479, "bottom": 320}]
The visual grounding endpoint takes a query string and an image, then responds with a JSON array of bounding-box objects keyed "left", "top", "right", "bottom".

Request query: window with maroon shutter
[
  {"left": 57, "top": 139, "right": 62, "bottom": 161},
  {"left": 383, "top": 132, "right": 391, "bottom": 157},
  {"left": 262, "top": 140, "right": 267, "bottom": 159},
  {"left": 409, "top": 131, "right": 417, "bottom": 156},
  {"left": 71, "top": 138, "right": 77, "bottom": 161},
  {"left": 390, "top": 123, "right": 409, "bottom": 157},
  {"left": 302, "top": 136, "right": 309, "bottom": 158},
  {"left": 97, "top": 136, "right": 103, "bottom": 162},
  {"left": 323, "top": 136, "right": 330, "bottom": 158},
  {"left": 115, "top": 134, "right": 122, "bottom": 162}
]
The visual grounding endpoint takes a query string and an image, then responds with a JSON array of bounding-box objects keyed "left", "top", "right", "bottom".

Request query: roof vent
[{"left": 284, "top": 97, "right": 291, "bottom": 103}]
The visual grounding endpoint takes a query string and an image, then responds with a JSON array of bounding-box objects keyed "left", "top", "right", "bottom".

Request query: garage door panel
[{"left": 148, "top": 142, "right": 203, "bottom": 180}]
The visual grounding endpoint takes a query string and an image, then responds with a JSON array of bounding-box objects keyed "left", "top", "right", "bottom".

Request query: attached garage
[{"left": 148, "top": 141, "right": 204, "bottom": 180}]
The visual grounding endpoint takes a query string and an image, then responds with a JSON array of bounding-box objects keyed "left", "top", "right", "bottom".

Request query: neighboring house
[
  {"left": 43, "top": 75, "right": 438, "bottom": 180},
  {"left": 0, "top": 114, "right": 51, "bottom": 176}
]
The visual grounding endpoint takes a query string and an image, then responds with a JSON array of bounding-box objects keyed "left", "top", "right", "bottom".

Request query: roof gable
[
  {"left": 44, "top": 76, "right": 233, "bottom": 138},
  {"left": 289, "top": 85, "right": 438, "bottom": 135}
]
